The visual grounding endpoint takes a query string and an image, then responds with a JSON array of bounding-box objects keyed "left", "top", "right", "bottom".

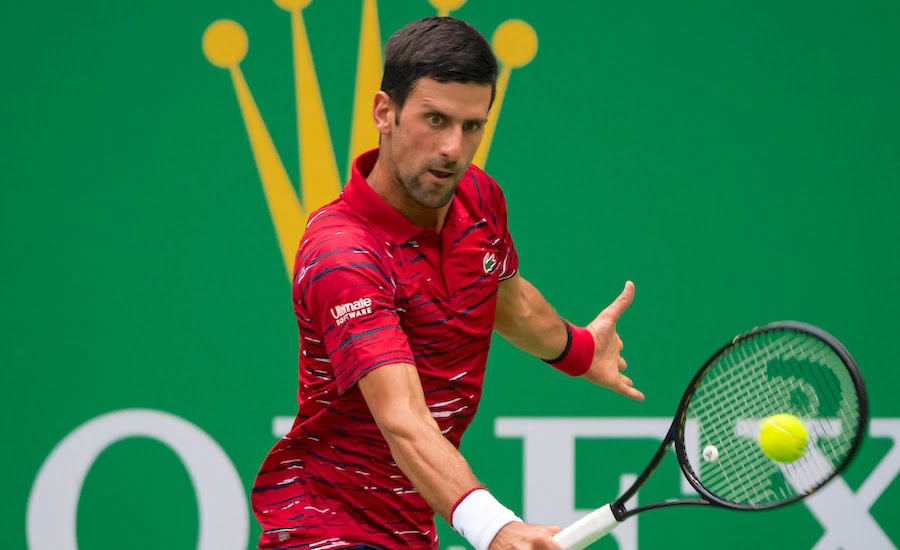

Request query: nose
[{"left": 439, "top": 125, "right": 463, "bottom": 161}]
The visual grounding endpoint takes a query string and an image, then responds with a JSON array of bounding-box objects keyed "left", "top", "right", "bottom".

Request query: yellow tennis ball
[{"left": 758, "top": 414, "right": 809, "bottom": 463}]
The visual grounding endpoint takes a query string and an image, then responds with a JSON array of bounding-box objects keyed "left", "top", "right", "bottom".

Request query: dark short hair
[{"left": 381, "top": 16, "right": 498, "bottom": 112}]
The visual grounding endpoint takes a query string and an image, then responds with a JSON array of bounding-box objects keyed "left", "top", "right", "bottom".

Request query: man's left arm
[{"left": 494, "top": 273, "right": 645, "bottom": 401}]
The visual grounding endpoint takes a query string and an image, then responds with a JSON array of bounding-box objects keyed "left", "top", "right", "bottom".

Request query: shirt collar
[{"left": 342, "top": 148, "right": 426, "bottom": 244}]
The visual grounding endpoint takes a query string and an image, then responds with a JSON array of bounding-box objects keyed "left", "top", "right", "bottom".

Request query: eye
[
  {"left": 463, "top": 120, "right": 483, "bottom": 132},
  {"left": 427, "top": 114, "right": 444, "bottom": 126}
]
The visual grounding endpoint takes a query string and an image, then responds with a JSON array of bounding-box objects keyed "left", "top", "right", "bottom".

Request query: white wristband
[{"left": 450, "top": 489, "right": 522, "bottom": 550}]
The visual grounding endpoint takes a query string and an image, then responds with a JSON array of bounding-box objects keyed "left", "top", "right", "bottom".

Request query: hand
[
  {"left": 582, "top": 281, "right": 645, "bottom": 401},
  {"left": 489, "top": 522, "right": 562, "bottom": 549}
]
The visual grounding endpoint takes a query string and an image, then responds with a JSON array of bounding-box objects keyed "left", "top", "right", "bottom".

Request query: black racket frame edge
[{"left": 609, "top": 321, "right": 869, "bottom": 522}]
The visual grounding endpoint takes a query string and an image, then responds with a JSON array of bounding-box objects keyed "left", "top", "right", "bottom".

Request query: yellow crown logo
[{"left": 202, "top": 0, "right": 537, "bottom": 275}]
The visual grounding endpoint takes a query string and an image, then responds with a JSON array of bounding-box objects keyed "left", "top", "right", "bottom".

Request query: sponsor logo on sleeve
[{"left": 330, "top": 297, "right": 373, "bottom": 326}]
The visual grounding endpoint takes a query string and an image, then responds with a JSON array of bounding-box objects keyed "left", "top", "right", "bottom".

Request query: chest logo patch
[{"left": 483, "top": 252, "right": 498, "bottom": 274}]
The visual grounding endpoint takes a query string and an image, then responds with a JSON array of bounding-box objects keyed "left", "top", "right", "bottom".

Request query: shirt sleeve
[
  {"left": 477, "top": 167, "right": 519, "bottom": 281},
  {"left": 296, "top": 228, "right": 415, "bottom": 394},
  {"left": 496, "top": 196, "right": 519, "bottom": 281}
]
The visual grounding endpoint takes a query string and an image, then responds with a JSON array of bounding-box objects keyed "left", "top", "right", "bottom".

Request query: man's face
[{"left": 383, "top": 78, "right": 492, "bottom": 210}]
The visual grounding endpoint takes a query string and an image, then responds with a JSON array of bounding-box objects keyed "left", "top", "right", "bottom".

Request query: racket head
[{"left": 672, "top": 321, "right": 868, "bottom": 511}]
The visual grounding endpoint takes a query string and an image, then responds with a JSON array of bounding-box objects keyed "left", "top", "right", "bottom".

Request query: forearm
[
  {"left": 360, "top": 357, "right": 559, "bottom": 548},
  {"left": 494, "top": 275, "right": 568, "bottom": 360},
  {"left": 382, "top": 414, "right": 480, "bottom": 521},
  {"left": 360, "top": 364, "right": 481, "bottom": 521}
]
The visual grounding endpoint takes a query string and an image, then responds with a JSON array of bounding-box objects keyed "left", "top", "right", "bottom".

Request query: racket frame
[{"left": 611, "top": 320, "right": 869, "bottom": 521}]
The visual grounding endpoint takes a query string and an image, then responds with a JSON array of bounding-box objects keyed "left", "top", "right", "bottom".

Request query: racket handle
[{"left": 552, "top": 504, "right": 620, "bottom": 550}]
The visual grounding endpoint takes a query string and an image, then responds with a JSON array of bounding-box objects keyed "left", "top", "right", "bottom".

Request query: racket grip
[{"left": 552, "top": 504, "right": 620, "bottom": 550}]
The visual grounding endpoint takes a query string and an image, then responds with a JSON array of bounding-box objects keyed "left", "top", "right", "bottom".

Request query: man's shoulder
[
  {"left": 303, "top": 200, "right": 385, "bottom": 250},
  {"left": 295, "top": 200, "right": 391, "bottom": 275},
  {"left": 458, "top": 164, "right": 509, "bottom": 217},
  {"left": 460, "top": 163, "right": 501, "bottom": 193}
]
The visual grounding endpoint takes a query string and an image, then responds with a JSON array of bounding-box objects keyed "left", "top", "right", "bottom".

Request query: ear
[{"left": 372, "top": 91, "right": 395, "bottom": 136}]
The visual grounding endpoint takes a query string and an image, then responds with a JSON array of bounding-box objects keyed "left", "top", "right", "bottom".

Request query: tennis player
[{"left": 251, "top": 16, "right": 643, "bottom": 550}]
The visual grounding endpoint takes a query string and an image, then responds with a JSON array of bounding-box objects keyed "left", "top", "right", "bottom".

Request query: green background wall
[{"left": 2, "top": 0, "right": 898, "bottom": 548}]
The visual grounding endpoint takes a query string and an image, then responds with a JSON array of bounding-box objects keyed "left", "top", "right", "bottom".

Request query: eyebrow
[{"left": 422, "top": 104, "right": 488, "bottom": 125}]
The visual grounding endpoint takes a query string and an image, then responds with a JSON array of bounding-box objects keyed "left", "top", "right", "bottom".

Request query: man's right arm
[
  {"left": 358, "top": 361, "right": 477, "bottom": 519},
  {"left": 358, "top": 362, "right": 562, "bottom": 549}
]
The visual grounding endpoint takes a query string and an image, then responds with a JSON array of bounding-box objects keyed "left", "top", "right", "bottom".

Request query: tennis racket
[{"left": 553, "top": 321, "right": 868, "bottom": 550}]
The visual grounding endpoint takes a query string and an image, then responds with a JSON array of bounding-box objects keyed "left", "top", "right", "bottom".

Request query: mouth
[{"left": 428, "top": 168, "right": 455, "bottom": 181}]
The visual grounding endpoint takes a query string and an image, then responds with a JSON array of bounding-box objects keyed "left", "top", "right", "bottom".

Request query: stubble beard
[{"left": 395, "top": 165, "right": 462, "bottom": 210}]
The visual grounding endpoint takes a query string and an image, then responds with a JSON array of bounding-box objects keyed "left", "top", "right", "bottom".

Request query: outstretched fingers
[{"left": 617, "top": 373, "right": 644, "bottom": 401}]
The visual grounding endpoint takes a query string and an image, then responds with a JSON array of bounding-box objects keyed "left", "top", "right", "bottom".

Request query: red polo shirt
[{"left": 252, "top": 148, "right": 519, "bottom": 549}]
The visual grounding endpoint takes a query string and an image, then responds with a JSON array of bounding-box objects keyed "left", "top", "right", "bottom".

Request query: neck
[{"left": 366, "top": 155, "right": 451, "bottom": 232}]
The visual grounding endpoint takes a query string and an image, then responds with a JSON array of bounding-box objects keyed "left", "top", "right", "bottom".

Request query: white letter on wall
[{"left": 27, "top": 409, "right": 248, "bottom": 550}]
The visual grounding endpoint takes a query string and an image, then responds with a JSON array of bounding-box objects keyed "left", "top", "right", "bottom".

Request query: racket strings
[
  {"left": 684, "top": 329, "right": 860, "bottom": 507},
  {"left": 692, "top": 334, "right": 809, "bottom": 503}
]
